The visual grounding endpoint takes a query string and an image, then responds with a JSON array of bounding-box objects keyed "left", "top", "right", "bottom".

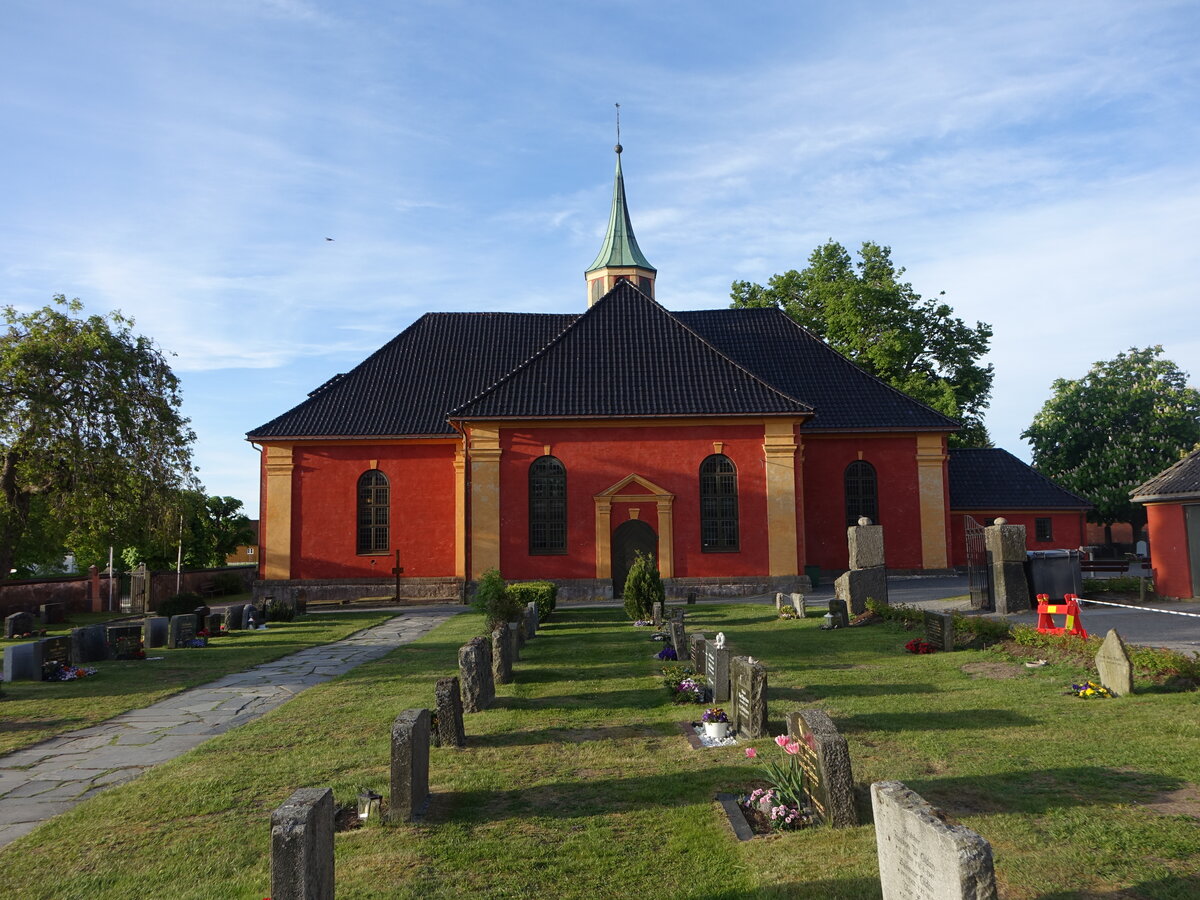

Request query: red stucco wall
[
  {"left": 947, "top": 510, "right": 1087, "bottom": 568},
  {"left": 1147, "top": 502, "right": 1194, "bottom": 599},
  {"left": 288, "top": 442, "right": 457, "bottom": 579},
  {"left": 801, "top": 435, "right": 928, "bottom": 570},
  {"left": 497, "top": 424, "right": 773, "bottom": 580}
]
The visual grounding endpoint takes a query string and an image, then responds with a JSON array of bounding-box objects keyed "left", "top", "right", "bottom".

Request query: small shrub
[
  {"left": 156, "top": 593, "right": 202, "bottom": 618},
  {"left": 1082, "top": 576, "right": 1154, "bottom": 594},
  {"left": 508, "top": 581, "right": 556, "bottom": 622},
  {"left": 951, "top": 614, "right": 1011, "bottom": 648},
  {"left": 623, "top": 551, "right": 664, "bottom": 621},
  {"left": 472, "top": 569, "right": 521, "bottom": 631},
  {"left": 865, "top": 599, "right": 924, "bottom": 627},
  {"left": 266, "top": 599, "right": 296, "bottom": 622}
]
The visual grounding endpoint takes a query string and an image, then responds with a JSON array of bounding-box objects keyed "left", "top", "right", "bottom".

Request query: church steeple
[{"left": 585, "top": 143, "right": 656, "bottom": 307}]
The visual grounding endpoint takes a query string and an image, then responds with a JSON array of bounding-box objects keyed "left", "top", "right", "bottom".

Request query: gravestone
[
  {"left": 40, "top": 635, "right": 72, "bottom": 678},
  {"left": 3, "top": 642, "right": 43, "bottom": 681},
  {"left": 144, "top": 616, "right": 169, "bottom": 648},
  {"left": 525, "top": 601, "right": 538, "bottom": 638},
  {"left": 107, "top": 624, "right": 143, "bottom": 660},
  {"left": 433, "top": 676, "right": 466, "bottom": 748},
  {"left": 871, "top": 781, "right": 997, "bottom": 900},
  {"left": 834, "top": 567, "right": 888, "bottom": 615},
  {"left": 791, "top": 593, "right": 806, "bottom": 616},
  {"left": 848, "top": 524, "right": 886, "bottom": 568},
  {"left": 242, "top": 604, "right": 261, "bottom": 629},
  {"left": 985, "top": 521, "right": 1030, "bottom": 614},
  {"left": 671, "top": 607, "right": 684, "bottom": 623},
  {"left": 193, "top": 606, "right": 211, "bottom": 629},
  {"left": 5, "top": 611, "right": 36, "bottom": 639},
  {"left": 491, "top": 626, "right": 513, "bottom": 685},
  {"left": 1095, "top": 629, "right": 1134, "bottom": 696},
  {"left": 70, "top": 624, "right": 108, "bottom": 662},
  {"left": 205, "top": 613, "right": 224, "bottom": 634},
  {"left": 388, "top": 708, "right": 431, "bottom": 823},
  {"left": 731, "top": 656, "right": 767, "bottom": 739},
  {"left": 923, "top": 611, "right": 955, "bottom": 652},
  {"left": 39, "top": 602, "right": 67, "bottom": 625},
  {"left": 270, "top": 787, "right": 334, "bottom": 900},
  {"left": 507, "top": 621, "right": 522, "bottom": 662},
  {"left": 775, "top": 592, "right": 785, "bottom": 611},
  {"left": 669, "top": 621, "right": 688, "bottom": 657},
  {"left": 458, "top": 637, "right": 494, "bottom": 713},
  {"left": 168, "top": 614, "right": 197, "bottom": 649},
  {"left": 689, "top": 633, "right": 708, "bottom": 676},
  {"left": 786, "top": 709, "right": 857, "bottom": 827},
  {"left": 225, "top": 604, "right": 245, "bottom": 631},
  {"left": 827, "top": 598, "right": 849, "bottom": 629},
  {"left": 705, "top": 643, "right": 731, "bottom": 703},
  {"left": 651, "top": 601, "right": 663, "bottom": 626},
  {"left": 511, "top": 617, "right": 526, "bottom": 649}
]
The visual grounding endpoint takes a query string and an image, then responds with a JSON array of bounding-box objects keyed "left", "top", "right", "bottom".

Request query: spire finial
[{"left": 614, "top": 103, "right": 622, "bottom": 154}]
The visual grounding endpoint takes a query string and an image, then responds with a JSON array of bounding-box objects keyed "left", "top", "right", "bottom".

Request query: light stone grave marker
[
  {"left": 1095, "top": 629, "right": 1133, "bottom": 696},
  {"left": 3, "top": 641, "right": 43, "bottom": 681},
  {"left": 791, "top": 593, "right": 806, "bottom": 616},
  {"left": 706, "top": 642, "right": 730, "bottom": 703},
  {"left": 224, "top": 604, "right": 245, "bottom": 631},
  {"left": 491, "top": 626, "right": 513, "bottom": 685},
  {"left": 731, "top": 655, "right": 767, "bottom": 739},
  {"left": 458, "top": 637, "right": 494, "bottom": 713},
  {"left": 270, "top": 787, "right": 334, "bottom": 900},
  {"left": 689, "top": 633, "right": 707, "bottom": 675},
  {"left": 871, "top": 781, "right": 997, "bottom": 900},
  {"left": 389, "top": 708, "right": 431, "bottom": 823},
  {"left": 433, "top": 676, "right": 466, "bottom": 748}
]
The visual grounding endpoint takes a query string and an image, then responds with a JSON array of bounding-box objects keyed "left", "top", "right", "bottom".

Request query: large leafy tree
[
  {"left": 731, "top": 240, "right": 994, "bottom": 446},
  {"left": 0, "top": 296, "right": 197, "bottom": 577},
  {"left": 121, "top": 492, "right": 254, "bottom": 571},
  {"left": 1022, "top": 346, "right": 1200, "bottom": 539}
]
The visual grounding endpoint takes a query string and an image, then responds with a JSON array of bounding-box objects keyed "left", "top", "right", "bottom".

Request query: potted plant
[{"left": 702, "top": 707, "right": 730, "bottom": 739}]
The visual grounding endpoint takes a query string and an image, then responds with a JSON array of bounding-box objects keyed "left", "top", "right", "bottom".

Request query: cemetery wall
[
  {"left": 0, "top": 574, "right": 92, "bottom": 618},
  {"left": 947, "top": 509, "right": 1087, "bottom": 568}
]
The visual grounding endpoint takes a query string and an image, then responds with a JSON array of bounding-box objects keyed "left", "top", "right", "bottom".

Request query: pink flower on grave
[
  {"left": 784, "top": 741, "right": 801, "bottom": 755},
  {"left": 745, "top": 747, "right": 757, "bottom": 758},
  {"left": 774, "top": 734, "right": 789, "bottom": 748}
]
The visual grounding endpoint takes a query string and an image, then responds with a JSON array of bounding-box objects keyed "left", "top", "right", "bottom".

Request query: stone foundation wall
[{"left": 253, "top": 577, "right": 466, "bottom": 606}]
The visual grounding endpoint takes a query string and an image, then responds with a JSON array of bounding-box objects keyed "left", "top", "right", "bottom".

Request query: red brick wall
[
  {"left": 1146, "top": 502, "right": 1193, "bottom": 599},
  {"left": 948, "top": 510, "right": 1088, "bottom": 567}
]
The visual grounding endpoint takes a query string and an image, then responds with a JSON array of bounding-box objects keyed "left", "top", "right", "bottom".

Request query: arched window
[
  {"left": 844, "top": 461, "right": 878, "bottom": 527},
  {"left": 357, "top": 470, "right": 389, "bottom": 553},
  {"left": 700, "top": 454, "right": 738, "bottom": 552},
  {"left": 529, "top": 456, "right": 567, "bottom": 554}
]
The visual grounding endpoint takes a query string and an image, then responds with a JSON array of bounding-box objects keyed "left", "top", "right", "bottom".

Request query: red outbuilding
[{"left": 1132, "top": 448, "right": 1200, "bottom": 599}]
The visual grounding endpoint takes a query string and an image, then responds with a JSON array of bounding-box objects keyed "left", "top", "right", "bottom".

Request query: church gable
[{"left": 450, "top": 280, "right": 813, "bottom": 421}]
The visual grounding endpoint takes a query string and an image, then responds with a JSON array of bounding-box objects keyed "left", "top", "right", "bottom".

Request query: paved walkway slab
[{"left": 0, "top": 608, "right": 459, "bottom": 849}]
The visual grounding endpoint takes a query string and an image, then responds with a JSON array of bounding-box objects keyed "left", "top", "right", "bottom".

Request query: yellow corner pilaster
[
  {"left": 916, "top": 434, "right": 949, "bottom": 569},
  {"left": 454, "top": 445, "right": 467, "bottom": 579},
  {"left": 468, "top": 426, "right": 503, "bottom": 579},
  {"left": 656, "top": 500, "right": 675, "bottom": 578},
  {"left": 263, "top": 445, "right": 294, "bottom": 580},
  {"left": 595, "top": 498, "right": 612, "bottom": 578},
  {"left": 763, "top": 421, "right": 799, "bottom": 576}
]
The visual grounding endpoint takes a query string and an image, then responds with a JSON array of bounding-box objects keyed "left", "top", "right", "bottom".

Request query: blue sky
[{"left": 4, "top": 0, "right": 1198, "bottom": 518}]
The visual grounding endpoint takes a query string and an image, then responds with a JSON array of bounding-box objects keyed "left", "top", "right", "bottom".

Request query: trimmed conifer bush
[{"left": 622, "top": 551, "right": 664, "bottom": 621}]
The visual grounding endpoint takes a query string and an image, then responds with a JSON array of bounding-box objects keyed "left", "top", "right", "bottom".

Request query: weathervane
[{"left": 615, "top": 102, "right": 622, "bottom": 154}]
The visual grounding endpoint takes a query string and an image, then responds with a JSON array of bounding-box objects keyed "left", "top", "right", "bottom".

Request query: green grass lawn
[
  {"left": 0, "top": 610, "right": 395, "bottom": 755},
  {"left": 1, "top": 603, "right": 1197, "bottom": 899}
]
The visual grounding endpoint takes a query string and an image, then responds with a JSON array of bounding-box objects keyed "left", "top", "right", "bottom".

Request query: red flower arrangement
[{"left": 904, "top": 638, "right": 937, "bottom": 654}]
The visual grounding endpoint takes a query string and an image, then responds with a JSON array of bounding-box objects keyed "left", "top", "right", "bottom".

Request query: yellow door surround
[{"left": 594, "top": 474, "right": 675, "bottom": 579}]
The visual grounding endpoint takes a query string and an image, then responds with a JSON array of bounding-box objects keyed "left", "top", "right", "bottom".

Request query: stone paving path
[{"left": 0, "top": 608, "right": 459, "bottom": 849}]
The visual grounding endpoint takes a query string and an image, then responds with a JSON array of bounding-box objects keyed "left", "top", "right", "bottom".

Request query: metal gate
[
  {"left": 121, "top": 563, "right": 150, "bottom": 614},
  {"left": 964, "top": 515, "right": 993, "bottom": 610}
]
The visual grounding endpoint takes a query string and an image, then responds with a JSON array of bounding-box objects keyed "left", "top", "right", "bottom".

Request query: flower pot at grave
[{"left": 704, "top": 721, "right": 730, "bottom": 740}]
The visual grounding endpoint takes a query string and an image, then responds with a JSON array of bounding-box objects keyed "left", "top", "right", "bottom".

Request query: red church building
[{"left": 249, "top": 149, "right": 1031, "bottom": 603}]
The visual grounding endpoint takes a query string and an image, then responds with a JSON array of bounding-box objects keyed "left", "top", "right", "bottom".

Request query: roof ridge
[{"left": 994, "top": 448, "right": 1092, "bottom": 506}]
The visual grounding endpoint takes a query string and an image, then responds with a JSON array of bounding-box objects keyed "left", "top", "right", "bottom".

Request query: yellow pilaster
[
  {"left": 763, "top": 421, "right": 799, "bottom": 576},
  {"left": 656, "top": 500, "right": 674, "bottom": 578},
  {"left": 468, "top": 426, "right": 502, "bottom": 579},
  {"left": 595, "top": 498, "right": 613, "bottom": 578},
  {"left": 454, "top": 445, "right": 467, "bottom": 579},
  {"left": 916, "top": 433, "right": 949, "bottom": 569},
  {"left": 263, "top": 445, "right": 294, "bottom": 580}
]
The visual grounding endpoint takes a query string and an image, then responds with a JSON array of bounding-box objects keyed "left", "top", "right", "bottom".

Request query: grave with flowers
[{"left": 735, "top": 737, "right": 816, "bottom": 834}]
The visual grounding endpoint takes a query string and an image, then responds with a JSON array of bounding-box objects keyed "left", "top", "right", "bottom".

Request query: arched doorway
[{"left": 611, "top": 519, "right": 658, "bottom": 598}]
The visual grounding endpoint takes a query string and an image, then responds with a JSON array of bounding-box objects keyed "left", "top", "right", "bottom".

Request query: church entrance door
[{"left": 611, "top": 520, "right": 658, "bottom": 598}]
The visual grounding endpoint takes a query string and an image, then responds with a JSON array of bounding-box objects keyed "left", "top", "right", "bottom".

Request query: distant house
[
  {"left": 225, "top": 520, "right": 259, "bottom": 566},
  {"left": 1131, "top": 449, "right": 1200, "bottom": 599},
  {"left": 947, "top": 448, "right": 1091, "bottom": 567}
]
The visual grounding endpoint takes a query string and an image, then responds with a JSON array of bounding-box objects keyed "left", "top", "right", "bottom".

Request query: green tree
[
  {"left": 120, "top": 492, "right": 254, "bottom": 570},
  {"left": 731, "top": 240, "right": 994, "bottom": 446},
  {"left": 0, "top": 297, "right": 196, "bottom": 577},
  {"left": 1022, "top": 346, "right": 1200, "bottom": 540},
  {"left": 622, "top": 551, "right": 664, "bottom": 621}
]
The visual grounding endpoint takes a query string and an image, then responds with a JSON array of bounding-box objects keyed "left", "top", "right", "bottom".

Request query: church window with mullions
[
  {"left": 356, "top": 469, "right": 390, "bottom": 554},
  {"left": 529, "top": 456, "right": 567, "bottom": 554},
  {"left": 844, "top": 460, "right": 878, "bottom": 526},
  {"left": 700, "top": 454, "right": 739, "bottom": 551}
]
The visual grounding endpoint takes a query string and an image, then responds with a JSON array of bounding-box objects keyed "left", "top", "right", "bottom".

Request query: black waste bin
[{"left": 1025, "top": 550, "right": 1083, "bottom": 601}]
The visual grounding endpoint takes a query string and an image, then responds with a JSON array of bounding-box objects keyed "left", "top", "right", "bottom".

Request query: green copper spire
[{"left": 585, "top": 147, "right": 656, "bottom": 275}]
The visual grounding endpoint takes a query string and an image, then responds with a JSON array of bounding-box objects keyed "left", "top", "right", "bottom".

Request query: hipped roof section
[{"left": 1131, "top": 447, "right": 1200, "bottom": 503}]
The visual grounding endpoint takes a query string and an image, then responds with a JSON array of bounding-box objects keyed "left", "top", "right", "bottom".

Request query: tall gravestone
[
  {"left": 791, "top": 593, "right": 806, "bottom": 616},
  {"left": 458, "top": 637, "right": 494, "bottom": 713},
  {"left": 491, "top": 626, "right": 513, "bottom": 685},
  {"left": 206, "top": 613, "right": 224, "bottom": 634},
  {"left": 835, "top": 518, "right": 888, "bottom": 615},
  {"left": 40, "top": 635, "right": 72, "bottom": 677},
  {"left": 923, "top": 611, "right": 955, "bottom": 652},
  {"left": 525, "top": 602, "right": 538, "bottom": 638},
  {"left": 225, "top": 604, "right": 245, "bottom": 631},
  {"left": 39, "top": 602, "right": 66, "bottom": 625},
  {"left": 510, "top": 617, "right": 526, "bottom": 649},
  {"left": 71, "top": 624, "right": 108, "bottom": 662},
  {"left": 786, "top": 709, "right": 857, "bottom": 827},
  {"left": 705, "top": 643, "right": 731, "bottom": 703},
  {"left": 389, "top": 708, "right": 431, "bottom": 823},
  {"left": 107, "top": 624, "right": 143, "bottom": 660},
  {"left": 985, "top": 520, "right": 1030, "bottom": 614},
  {"left": 242, "top": 604, "right": 261, "bottom": 629},
  {"left": 270, "top": 787, "right": 334, "bottom": 900},
  {"left": 827, "top": 598, "right": 850, "bottom": 629},
  {"left": 872, "top": 781, "right": 997, "bottom": 900},
  {"left": 5, "top": 611, "right": 35, "bottom": 639},
  {"left": 1095, "top": 629, "right": 1134, "bottom": 696},
  {"left": 730, "top": 655, "right": 768, "bottom": 739},
  {"left": 144, "top": 617, "right": 169, "bottom": 648},
  {"left": 651, "top": 601, "right": 663, "bottom": 626},
  {"left": 669, "top": 621, "right": 687, "bottom": 657},
  {"left": 168, "top": 615, "right": 196, "bottom": 649},
  {"left": 507, "top": 621, "right": 521, "bottom": 662},
  {"left": 3, "top": 642, "right": 43, "bottom": 682},
  {"left": 689, "top": 634, "right": 707, "bottom": 676},
  {"left": 433, "top": 676, "right": 466, "bottom": 748}
]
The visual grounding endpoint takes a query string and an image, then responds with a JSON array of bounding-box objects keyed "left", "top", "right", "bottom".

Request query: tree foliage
[
  {"left": 120, "top": 492, "right": 254, "bottom": 571},
  {"left": 623, "top": 551, "right": 664, "bottom": 621},
  {"left": 1022, "top": 346, "right": 1200, "bottom": 532},
  {"left": 0, "top": 297, "right": 196, "bottom": 576},
  {"left": 731, "top": 240, "right": 994, "bottom": 446}
]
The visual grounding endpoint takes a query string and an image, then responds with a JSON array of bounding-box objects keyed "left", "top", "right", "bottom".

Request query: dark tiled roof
[
  {"left": 450, "top": 281, "right": 813, "bottom": 419},
  {"left": 948, "top": 448, "right": 1091, "bottom": 510},
  {"left": 247, "top": 312, "right": 575, "bottom": 438},
  {"left": 674, "top": 308, "right": 959, "bottom": 431},
  {"left": 1131, "top": 448, "right": 1200, "bottom": 502}
]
